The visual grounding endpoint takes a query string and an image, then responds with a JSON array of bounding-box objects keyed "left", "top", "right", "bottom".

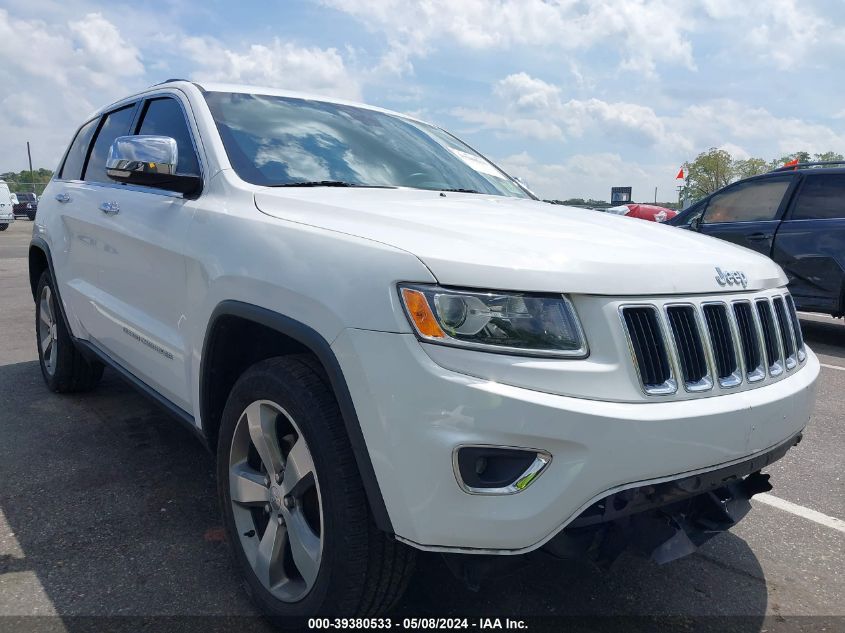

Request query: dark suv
[
  {"left": 13, "top": 192, "right": 38, "bottom": 220},
  {"left": 670, "top": 163, "right": 845, "bottom": 317}
]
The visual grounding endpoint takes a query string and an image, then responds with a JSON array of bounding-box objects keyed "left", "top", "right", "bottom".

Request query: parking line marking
[
  {"left": 821, "top": 363, "right": 845, "bottom": 372},
  {"left": 754, "top": 493, "right": 845, "bottom": 534}
]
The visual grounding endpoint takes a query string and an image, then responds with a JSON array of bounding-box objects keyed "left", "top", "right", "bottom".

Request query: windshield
[{"left": 204, "top": 91, "right": 531, "bottom": 198}]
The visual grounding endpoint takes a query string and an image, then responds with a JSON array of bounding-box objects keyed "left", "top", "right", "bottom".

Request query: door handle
[
  {"left": 747, "top": 232, "right": 772, "bottom": 242},
  {"left": 99, "top": 201, "right": 120, "bottom": 216},
  {"left": 55, "top": 193, "right": 71, "bottom": 204}
]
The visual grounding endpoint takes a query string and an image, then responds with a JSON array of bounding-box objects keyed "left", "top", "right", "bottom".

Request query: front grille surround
[{"left": 621, "top": 291, "right": 805, "bottom": 397}]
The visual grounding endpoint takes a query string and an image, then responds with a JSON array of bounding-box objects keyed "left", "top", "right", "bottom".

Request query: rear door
[
  {"left": 697, "top": 176, "right": 796, "bottom": 255},
  {"left": 46, "top": 115, "right": 107, "bottom": 335},
  {"left": 774, "top": 172, "right": 845, "bottom": 314}
]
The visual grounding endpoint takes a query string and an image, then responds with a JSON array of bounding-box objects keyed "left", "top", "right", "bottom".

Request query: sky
[{"left": 0, "top": 0, "right": 843, "bottom": 201}]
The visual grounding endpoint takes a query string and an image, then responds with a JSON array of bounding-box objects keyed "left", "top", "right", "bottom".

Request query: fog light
[{"left": 453, "top": 446, "right": 551, "bottom": 495}]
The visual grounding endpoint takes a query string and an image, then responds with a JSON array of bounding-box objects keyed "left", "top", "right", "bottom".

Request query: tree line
[
  {"left": 683, "top": 150, "right": 844, "bottom": 202},
  {"left": 1, "top": 168, "right": 54, "bottom": 195}
]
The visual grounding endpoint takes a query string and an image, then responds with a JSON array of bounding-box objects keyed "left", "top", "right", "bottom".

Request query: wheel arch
[
  {"left": 200, "top": 300, "right": 394, "bottom": 534},
  {"left": 28, "top": 238, "right": 51, "bottom": 301}
]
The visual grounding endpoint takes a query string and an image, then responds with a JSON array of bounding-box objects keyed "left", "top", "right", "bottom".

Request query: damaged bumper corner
[{"left": 543, "top": 432, "right": 802, "bottom": 566}]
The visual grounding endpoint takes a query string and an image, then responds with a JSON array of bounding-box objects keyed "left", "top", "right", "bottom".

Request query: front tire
[
  {"left": 0, "top": 223, "right": 8, "bottom": 231},
  {"left": 35, "top": 271, "right": 104, "bottom": 392},
  {"left": 217, "top": 356, "right": 414, "bottom": 626}
]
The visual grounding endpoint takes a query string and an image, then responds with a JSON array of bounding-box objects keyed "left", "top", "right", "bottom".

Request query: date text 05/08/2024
[{"left": 307, "top": 618, "right": 528, "bottom": 630}]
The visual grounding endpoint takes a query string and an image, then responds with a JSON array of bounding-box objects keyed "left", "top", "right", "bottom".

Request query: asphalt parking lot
[{"left": 0, "top": 218, "right": 843, "bottom": 631}]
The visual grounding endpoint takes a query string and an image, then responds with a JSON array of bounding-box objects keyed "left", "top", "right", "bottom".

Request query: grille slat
[
  {"left": 666, "top": 306, "right": 707, "bottom": 386},
  {"left": 703, "top": 304, "right": 737, "bottom": 381},
  {"left": 733, "top": 302, "right": 762, "bottom": 378},
  {"left": 757, "top": 300, "right": 782, "bottom": 373},
  {"left": 773, "top": 297, "right": 796, "bottom": 368},
  {"left": 622, "top": 307, "right": 672, "bottom": 392},
  {"left": 785, "top": 295, "right": 806, "bottom": 360}
]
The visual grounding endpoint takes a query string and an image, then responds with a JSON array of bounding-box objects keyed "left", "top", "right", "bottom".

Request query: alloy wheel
[
  {"left": 38, "top": 285, "right": 58, "bottom": 376},
  {"left": 228, "top": 399, "right": 323, "bottom": 602}
]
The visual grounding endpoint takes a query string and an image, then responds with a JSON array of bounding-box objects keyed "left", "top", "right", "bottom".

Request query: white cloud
[
  {"left": 455, "top": 72, "right": 845, "bottom": 163},
  {"left": 498, "top": 151, "right": 675, "bottom": 202},
  {"left": 0, "top": 9, "right": 146, "bottom": 171},
  {"left": 181, "top": 37, "right": 362, "bottom": 100},
  {"left": 321, "top": 0, "right": 696, "bottom": 78},
  {"left": 678, "top": 99, "right": 845, "bottom": 155},
  {"left": 68, "top": 13, "right": 144, "bottom": 80},
  {"left": 454, "top": 72, "right": 690, "bottom": 150}
]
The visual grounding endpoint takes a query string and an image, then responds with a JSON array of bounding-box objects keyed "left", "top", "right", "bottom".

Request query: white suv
[{"left": 30, "top": 80, "right": 819, "bottom": 623}]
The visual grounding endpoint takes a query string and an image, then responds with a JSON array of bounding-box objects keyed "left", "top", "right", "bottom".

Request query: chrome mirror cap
[
  {"left": 105, "top": 135, "right": 201, "bottom": 196},
  {"left": 106, "top": 135, "right": 178, "bottom": 176}
]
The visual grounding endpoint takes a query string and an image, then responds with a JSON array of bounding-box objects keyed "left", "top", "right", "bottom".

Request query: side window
[
  {"left": 59, "top": 118, "right": 98, "bottom": 180},
  {"left": 703, "top": 179, "right": 791, "bottom": 224},
  {"left": 136, "top": 98, "right": 200, "bottom": 176},
  {"left": 791, "top": 175, "right": 845, "bottom": 220},
  {"left": 84, "top": 105, "right": 137, "bottom": 183}
]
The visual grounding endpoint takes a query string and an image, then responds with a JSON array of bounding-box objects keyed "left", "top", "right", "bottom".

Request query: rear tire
[
  {"left": 0, "top": 224, "right": 8, "bottom": 231},
  {"left": 217, "top": 355, "right": 415, "bottom": 627},
  {"left": 35, "top": 270, "right": 104, "bottom": 392}
]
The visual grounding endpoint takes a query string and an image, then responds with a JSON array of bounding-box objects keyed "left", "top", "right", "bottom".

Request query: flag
[{"left": 675, "top": 168, "right": 684, "bottom": 179}]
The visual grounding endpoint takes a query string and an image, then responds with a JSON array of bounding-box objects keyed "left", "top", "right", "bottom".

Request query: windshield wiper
[
  {"left": 269, "top": 180, "right": 394, "bottom": 188},
  {"left": 438, "top": 188, "right": 482, "bottom": 194}
]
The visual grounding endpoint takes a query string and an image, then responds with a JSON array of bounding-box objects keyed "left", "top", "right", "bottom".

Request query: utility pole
[{"left": 26, "top": 142, "right": 34, "bottom": 193}]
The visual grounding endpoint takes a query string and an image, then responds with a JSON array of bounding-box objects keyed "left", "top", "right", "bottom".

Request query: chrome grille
[{"left": 622, "top": 292, "right": 805, "bottom": 396}]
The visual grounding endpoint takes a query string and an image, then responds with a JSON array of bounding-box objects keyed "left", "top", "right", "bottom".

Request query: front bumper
[{"left": 332, "top": 329, "right": 819, "bottom": 553}]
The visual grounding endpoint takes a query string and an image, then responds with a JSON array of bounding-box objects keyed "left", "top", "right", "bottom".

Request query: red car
[{"left": 605, "top": 203, "right": 678, "bottom": 222}]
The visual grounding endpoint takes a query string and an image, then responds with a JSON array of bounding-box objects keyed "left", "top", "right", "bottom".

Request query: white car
[
  {"left": 0, "top": 181, "right": 14, "bottom": 230},
  {"left": 30, "top": 80, "right": 818, "bottom": 624}
]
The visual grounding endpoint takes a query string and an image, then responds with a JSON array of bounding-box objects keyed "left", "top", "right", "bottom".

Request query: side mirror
[
  {"left": 689, "top": 213, "right": 703, "bottom": 231},
  {"left": 106, "top": 135, "right": 201, "bottom": 196}
]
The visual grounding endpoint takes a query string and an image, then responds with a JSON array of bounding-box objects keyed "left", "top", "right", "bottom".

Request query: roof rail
[
  {"left": 149, "top": 78, "right": 192, "bottom": 87},
  {"left": 770, "top": 160, "right": 845, "bottom": 173}
]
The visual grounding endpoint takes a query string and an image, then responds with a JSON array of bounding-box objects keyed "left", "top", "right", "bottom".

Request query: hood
[{"left": 254, "top": 188, "right": 786, "bottom": 295}]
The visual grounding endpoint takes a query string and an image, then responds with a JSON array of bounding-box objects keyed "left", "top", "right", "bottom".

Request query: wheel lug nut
[
  {"left": 264, "top": 476, "right": 270, "bottom": 487},
  {"left": 276, "top": 472, "right": 283, "bottom": 484},
  {"left": 277, "top": 516, "right": 284, "bottom": 525},
  {"left": 264, "top": 504, "right": 271, "bottom": 513},
  {"left": 284, "top": 496, "right": 295, "bottom": 509}
]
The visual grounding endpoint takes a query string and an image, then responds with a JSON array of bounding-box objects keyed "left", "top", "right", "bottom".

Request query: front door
[{"left": 697, "top": 176, "right": 795, "bottom": 256}]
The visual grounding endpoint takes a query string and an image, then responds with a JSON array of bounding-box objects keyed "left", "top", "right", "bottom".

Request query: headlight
[{"left": 399, "top": 284, "right": 588, "bottom": 358}]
